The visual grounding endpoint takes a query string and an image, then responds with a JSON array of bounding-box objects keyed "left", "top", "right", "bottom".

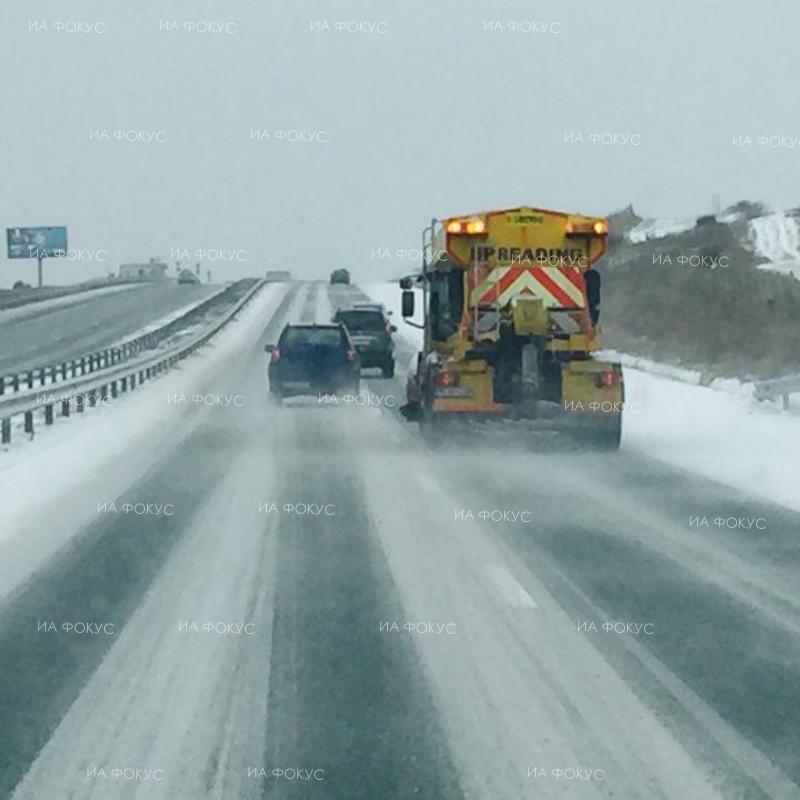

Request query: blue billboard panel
[{"left": 6, "top": 226, "right": 68, "bottom": 259}]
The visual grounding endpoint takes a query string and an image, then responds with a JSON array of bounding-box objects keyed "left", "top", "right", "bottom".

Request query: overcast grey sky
[{"left": 1, "top": 0, "right": 799, "bottom": 285}]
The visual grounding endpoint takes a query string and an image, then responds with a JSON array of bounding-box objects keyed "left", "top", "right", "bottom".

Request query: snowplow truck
[{"left": 399, "top": 207, "right": 623, "bottom": 449}]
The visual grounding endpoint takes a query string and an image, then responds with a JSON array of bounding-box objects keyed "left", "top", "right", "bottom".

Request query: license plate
[{"left": 435, "top": 387, "right": 474, "bottom": 398}]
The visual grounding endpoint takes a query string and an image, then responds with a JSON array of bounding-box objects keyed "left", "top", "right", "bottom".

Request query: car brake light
[
  {"left": 434, "top": 371, "right": 459, "bottom": 387},
  {"left": 270, "top": 349, "right": 280, "bottom": 362},
  {"left": 346, "top": 348, "right": 356, "bottom": 361}
]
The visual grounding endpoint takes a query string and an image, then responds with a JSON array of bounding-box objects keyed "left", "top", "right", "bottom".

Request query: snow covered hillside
[
  {"left": 625, "top": 217, "right": 696, "bottom": 243},
  {"left": 747, "top": 213, "right": 800, "bottom": 279}
]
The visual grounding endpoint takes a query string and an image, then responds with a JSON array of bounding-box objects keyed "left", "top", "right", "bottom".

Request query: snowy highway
[
  {"left": 1, "top": 281, "right": 799, "bottom": 799},
  {"left": 0, "top": 282, "right": 219, "bottom": 376}
]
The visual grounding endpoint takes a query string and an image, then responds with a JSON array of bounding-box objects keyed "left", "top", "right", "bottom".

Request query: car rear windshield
[
  {"left": 338, "top": 311, "right": 385, "bottom": 332},
  {"left": 282, "top": 327, "right": 344, "bottom": 348}
]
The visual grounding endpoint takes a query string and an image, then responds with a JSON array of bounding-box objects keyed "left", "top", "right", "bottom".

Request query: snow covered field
[{"left": 364, "top": 282, "right": 800, "bottom": 513}]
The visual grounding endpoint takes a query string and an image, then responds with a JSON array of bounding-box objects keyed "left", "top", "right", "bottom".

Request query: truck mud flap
[{"left": 399, "top": 402, "right": 421, "bottom": 421}]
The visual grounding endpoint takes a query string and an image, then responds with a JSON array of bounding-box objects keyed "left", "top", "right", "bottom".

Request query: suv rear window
[
  {"left": 282, "top": 327, "right": 345, "bottom": 348},
  {"left": 337, "top": 311, "right": 385, "bottom": 332}
]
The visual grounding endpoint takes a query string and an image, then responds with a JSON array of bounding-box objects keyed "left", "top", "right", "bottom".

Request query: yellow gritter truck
[{"left": 399, "top": 206, "right": 624, "bottom": 449}]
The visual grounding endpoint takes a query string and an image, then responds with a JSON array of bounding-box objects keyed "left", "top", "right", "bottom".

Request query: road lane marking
[{"left": 486, "top": 566, "right": 538, "bottom": 608}]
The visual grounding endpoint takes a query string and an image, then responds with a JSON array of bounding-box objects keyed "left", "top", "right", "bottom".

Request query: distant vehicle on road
[
  {"left": 265, "top": 270, "right": 291, "bottom": 282},
  {"left": 266, "top": 323, "right": 360, "bottom": 403},
  {"left": 178, "top": 269, "right": 201, "bottom": 285},
  {"left": 12, "top": 281, "right": 32, "bottom": 290},
  {"left": 332, "top": 303, "right": 396, "bottom": 377},
  {"left": 330, "top": 268, "right": 350, "bottom": 284}
]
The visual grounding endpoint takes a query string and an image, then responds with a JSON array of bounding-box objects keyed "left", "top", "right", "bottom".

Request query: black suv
[
  {"left": 266, "top": 324, "right": 360, "bottom": 402},
  {"left": 332, "top": 304, "right": 396, "bottom": 377}
]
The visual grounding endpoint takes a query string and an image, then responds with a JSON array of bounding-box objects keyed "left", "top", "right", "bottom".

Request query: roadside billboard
[{"left": 6, "top": 226, "right": 68, "bottom": 259}]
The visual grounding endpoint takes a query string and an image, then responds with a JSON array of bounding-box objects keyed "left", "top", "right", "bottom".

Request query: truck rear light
[
  {"left": 346, "top": 348, "right": 357, "bottom": 361},
  {"left": 566, "top": 218, "right": 608, "bottom": 236},
  {"left": 445, "top": 217, "right": 486, "bottom": 235},
  {"left": 270, "top": 349, "right": 280, "bottom": 362},
  {"left": 595, "top": 370, "right": 620, "bottom": 388},
  {"left": 435, "top": 371, "right": 459, "bottom": 387}
]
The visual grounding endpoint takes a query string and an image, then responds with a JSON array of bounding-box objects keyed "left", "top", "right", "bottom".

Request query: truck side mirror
[
  {"left": 264, "top": 344, "right": 275, "bottom": 353},
  {"left": 584, "top": 269, "right": 601, "bottom": 325},
  {"left": 401, "top": 290, "right": 415, "bottom": 318}
]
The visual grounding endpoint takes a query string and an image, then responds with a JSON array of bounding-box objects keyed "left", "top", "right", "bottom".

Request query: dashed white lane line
[{"left": 486, "top": 565, "right": 538, "bottom": 608}]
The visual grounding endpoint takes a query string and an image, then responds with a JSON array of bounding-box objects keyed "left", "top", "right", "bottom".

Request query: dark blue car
[{"left": 266, "top": 324, "right": 360, "bottom": 402}]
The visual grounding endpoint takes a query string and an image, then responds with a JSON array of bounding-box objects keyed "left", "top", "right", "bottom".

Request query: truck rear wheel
[{"left": 590, "top": 414, "right": 621, "bottom": 451}]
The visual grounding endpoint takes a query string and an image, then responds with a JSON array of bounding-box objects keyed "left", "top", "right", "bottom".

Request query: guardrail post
[
  {"left": 111, "top": 381, "right": 118, "bottom": 399},
  {"left": 76, "top": 393, "right": 85, "bottom": 413},
  {"left": 61, "top": 362, "right": 67, "bottom": 380},
  {"left": 61, "top": 398, "right": 70, "bottom": 417},
  {"left": 27, "top": 371, "right": 34, "bottom": 389},
  {"left": 45, "top": 404, "right": 53, "bottom": 425},
  {"left": 1, "top": 418, "right": 10, "bottom": 443},
  {"left": 121, "top": 376, "right": 128, "bottom": 392},
  {"left": 131, "top": 373, "right": 137, "bottom": 389},
  {"left": 24, "top": 410, "right": 33, "bottom": 434},
  {"left": 89, "top": 389, "right": 97, "bottom": 407},
  {"left": 80, "top": 357, "right": 86, "bottom": 375},
  {"left": 38, "top": 367, "right": 46, "bottom": 386},
  {"left": 12, "top": 375, "right": 19, "bottom": 392},
  {"left": 100, "top": 385, "right": 108, "bottom": 402},
  {"left": 0, "top": 377, "right": 4, "bottom": 396}
]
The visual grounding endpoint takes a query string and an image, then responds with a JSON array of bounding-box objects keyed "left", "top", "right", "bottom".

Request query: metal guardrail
[
  {"left": 0, "top": 282, "right": 241, "bottom": 397},
  {"left": 754, "top": 375, "right": 800, "bottom": 409},
  {"left": 0, "top": 279, "right": 265, "bottom": 444}
]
